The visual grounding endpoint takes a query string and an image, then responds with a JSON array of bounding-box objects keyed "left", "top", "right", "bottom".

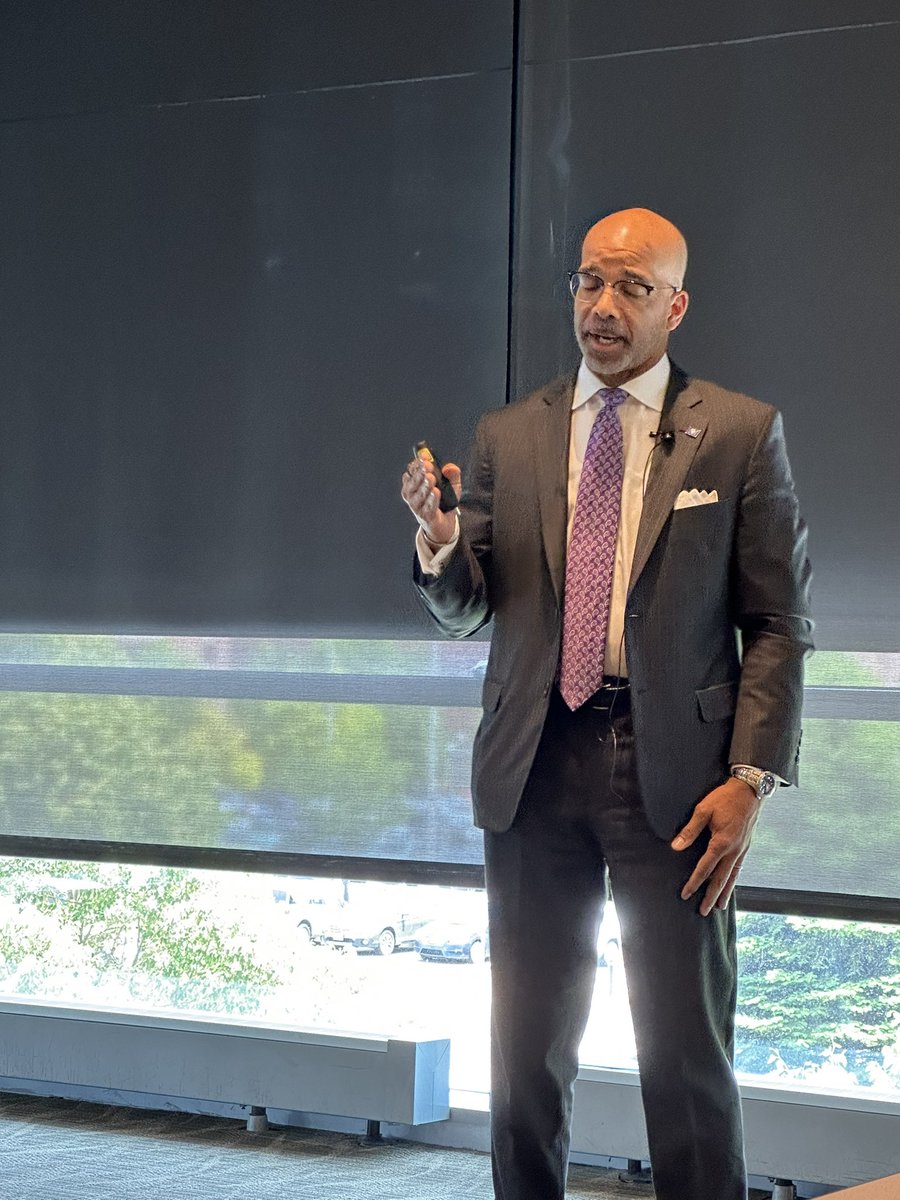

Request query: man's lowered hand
[{"left": 672, "top": 777, "right": 762, "bottom": 916}]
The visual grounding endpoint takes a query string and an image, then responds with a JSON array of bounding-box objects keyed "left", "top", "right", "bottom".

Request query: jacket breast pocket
[
  {"left": 667, "top": 498, "right": 733, "bottom": 564},
  {"left": 670, "top": 495, "right": 731, "bottom": 534},
  {"left": 696, "top": 680, "right": 738, "bottom": 722}
]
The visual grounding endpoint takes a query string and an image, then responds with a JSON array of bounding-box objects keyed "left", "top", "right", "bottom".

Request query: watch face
[{"left": 733, "top": 767, "right": 777, "bottom": 798}]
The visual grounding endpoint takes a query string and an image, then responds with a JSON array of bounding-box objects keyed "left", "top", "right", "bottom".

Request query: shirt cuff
[{"left": 415, "top": 517, "right": 460, "bottom": 577}]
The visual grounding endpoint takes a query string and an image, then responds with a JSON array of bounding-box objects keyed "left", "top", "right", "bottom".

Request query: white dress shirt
[
  {"left": 570, "top": 354, "right": 669, "bottom": 675},
  {"left": 417, "top": 354, "right": 671, "bottom": 677}
]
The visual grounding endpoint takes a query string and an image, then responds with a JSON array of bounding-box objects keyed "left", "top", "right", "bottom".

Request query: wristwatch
[{"left": 731, "top": 765, "right": 778, "bottom": 800}]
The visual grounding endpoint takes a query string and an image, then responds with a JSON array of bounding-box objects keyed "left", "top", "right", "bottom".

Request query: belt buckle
[
  {"left": 590, "top": 684, "right": 617, "bottom": 712},
  {"left": 590, "top": 680, "right": 627, "bottom": 712}
]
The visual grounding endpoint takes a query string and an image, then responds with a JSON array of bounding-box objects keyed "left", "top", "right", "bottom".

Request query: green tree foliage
[
  {"left": 753, "top": 653, "right": 900, "bottom": 891},
  {"left": 736, "top": 912, "right": 900, "bottom": 1085},
  {"left": 0, "top": 636, "right": 440, "bottom": 854},
  {"left": 0, "top": 859, "right": 278, "bottom": 1015}
]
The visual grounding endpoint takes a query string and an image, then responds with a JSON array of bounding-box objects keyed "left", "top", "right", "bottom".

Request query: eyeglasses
[{"left": 567, "top": 271, "right": 681, "bottom": 303}]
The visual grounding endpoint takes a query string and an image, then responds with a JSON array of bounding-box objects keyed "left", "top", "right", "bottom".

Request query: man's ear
[{"left": 666, "top": 289, "right": 690, "bottom": 332}]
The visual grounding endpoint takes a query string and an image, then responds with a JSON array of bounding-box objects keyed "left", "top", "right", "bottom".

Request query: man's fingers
[
  {"left": 671, "top": 810, "right": 709, "bottom": 851},
  {"left": 675, "top": 779, "right": 758, "bottom": 913},
  {"left": 699, "top": 860, "right": 734, "bottom": 916},
  {"left": 401, "top": 456, "right": 463, "bottom": 527},
  {"left": 715, "top": 854, "right": 747, "bottom": 912},
  {"left": 679, "top": 843, "right": 718, "bottom": 900},
  {"left": 685, "top": 850, "right": 745, "bottom": 916},
  {"left": 401, "top": 459, "right": 438, "bottom": 515},
  {"left": 442, "top": 462, "right": 463, "bottom": 498},
  {"left": 714, "top": 871, "right": 740, "bottom": 912}
]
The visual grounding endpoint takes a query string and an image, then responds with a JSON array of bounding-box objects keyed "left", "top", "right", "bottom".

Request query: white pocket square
[{"left": 674, "top": 488, "right": 719, "bottom": 510}]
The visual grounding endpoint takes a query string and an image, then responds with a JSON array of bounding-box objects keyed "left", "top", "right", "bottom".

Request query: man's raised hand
[{"left": 401, "top": 453, "right": 462, "bottom": 548}]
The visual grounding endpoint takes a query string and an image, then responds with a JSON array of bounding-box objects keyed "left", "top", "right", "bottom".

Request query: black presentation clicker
[{"left": 413, "top": 441, "right": 459, "bottom": 512}]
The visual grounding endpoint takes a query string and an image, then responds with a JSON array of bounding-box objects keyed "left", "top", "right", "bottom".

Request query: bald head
[
  {"left": 584, "top": 208, "right": 688, "bottom": 288},
  {"left": 573, "top": 207, "right": 690, "bottom": 386}
]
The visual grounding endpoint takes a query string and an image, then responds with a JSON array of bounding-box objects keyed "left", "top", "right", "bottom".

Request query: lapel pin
[{"left": 684, "top": 426, "right": 701, "bottom": 439}]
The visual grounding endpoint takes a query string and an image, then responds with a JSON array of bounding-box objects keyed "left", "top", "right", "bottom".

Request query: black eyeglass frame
[{"left": 567, "top": 271, "right": 682, "bottom": 301}]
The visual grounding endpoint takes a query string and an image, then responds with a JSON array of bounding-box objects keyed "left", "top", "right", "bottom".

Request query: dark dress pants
[{"left": 484, "top": 689, "right": 746, "bottom": 1200}]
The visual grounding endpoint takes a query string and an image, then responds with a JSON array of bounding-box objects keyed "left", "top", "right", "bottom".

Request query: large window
[
  {"left": 1, "top": 634, "right": 897, "bottom": 1108},
  {"left": 0, "top": 858, "right": 493, "bottom": 1094},
  {"left": 2, "top": 859, "right": 898, "bottom": 1102}
]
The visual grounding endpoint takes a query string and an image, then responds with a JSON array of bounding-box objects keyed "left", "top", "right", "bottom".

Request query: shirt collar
[{"left": 572, "top": 353, "right": 670, "bottom": 413}]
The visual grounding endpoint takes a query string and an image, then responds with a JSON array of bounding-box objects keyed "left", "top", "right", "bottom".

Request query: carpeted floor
[{"left": 0, "top": 1093, "right": 774, "bottom": 1199}]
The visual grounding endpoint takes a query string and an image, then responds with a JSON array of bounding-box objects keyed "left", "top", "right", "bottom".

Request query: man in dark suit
[{"left": 401, "top": 208, "right": 813, "bottom": 1200}]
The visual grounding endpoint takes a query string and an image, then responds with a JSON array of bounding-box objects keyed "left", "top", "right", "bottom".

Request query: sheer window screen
[
  {"left": 0, "top": 636, "right": 485, "bottom": 882},
  {"left": 0, "top": 636, "right": 898, "bottom": 922}
]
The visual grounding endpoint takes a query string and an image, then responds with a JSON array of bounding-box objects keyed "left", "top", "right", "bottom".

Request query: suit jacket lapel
[
  {"left": 532, "top": 374, "right": 573, "bottom": 607},
  {"left": 628, "top": 367, "right": 707, "bottom": 593}
]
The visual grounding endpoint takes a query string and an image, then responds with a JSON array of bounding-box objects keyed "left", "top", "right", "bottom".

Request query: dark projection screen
[
  {"left": 0, "top": 2, "right": 513, "bottom": 635},
  {"left": 513, "top": 2, "right": 900, "bottom": 653}
]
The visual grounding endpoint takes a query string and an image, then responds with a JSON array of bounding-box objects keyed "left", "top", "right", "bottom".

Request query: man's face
[{"left": 572, "top": 221, "right": 689, "bottom": 387}]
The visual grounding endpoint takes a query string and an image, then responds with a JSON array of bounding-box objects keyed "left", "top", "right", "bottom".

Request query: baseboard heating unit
[
  {"left": 571, "top": 1066, "right": 900, "bottom": 1192},
  {"left": 0, "top": 1000, "right": 450, "bottom": 1128}
]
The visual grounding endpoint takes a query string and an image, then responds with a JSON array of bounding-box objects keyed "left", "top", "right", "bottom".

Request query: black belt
[
  {"left": 553, "top": 677, "right": 631, "bottom": 715},
  {"left": 588, "top": 677, "right": 630, "bottom": 713}
]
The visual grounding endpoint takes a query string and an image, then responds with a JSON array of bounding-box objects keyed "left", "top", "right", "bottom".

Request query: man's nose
[{"left": 587, "top": 284, "right": 621, "bottom": 315}]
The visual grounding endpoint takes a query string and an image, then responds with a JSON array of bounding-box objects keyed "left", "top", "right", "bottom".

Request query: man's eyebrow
[{"left": 579, "top": 265, "right": 653, "bottom": 284}]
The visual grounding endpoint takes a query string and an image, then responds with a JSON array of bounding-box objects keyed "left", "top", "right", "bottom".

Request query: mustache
[{"left": 582, "top": 322, "right": 627, "bottom": 338}]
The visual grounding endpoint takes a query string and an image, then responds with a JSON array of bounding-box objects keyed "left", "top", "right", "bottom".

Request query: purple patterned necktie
[{"left": 559, "top": 387, "right": 628, "bottom": 710}]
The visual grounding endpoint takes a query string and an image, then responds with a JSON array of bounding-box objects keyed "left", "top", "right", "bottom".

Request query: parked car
[
  {"left": 271, "top": 876, "right": 344, "bottom": 945},
  {"left": 418, "top": 916, "right": 489, "bottom": 964},
  {"left": 318, "top": 881, "right": 436, "bottom": 956},
  {"left": 417, "top": 891, "right": 489, "bottom": 964}
]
